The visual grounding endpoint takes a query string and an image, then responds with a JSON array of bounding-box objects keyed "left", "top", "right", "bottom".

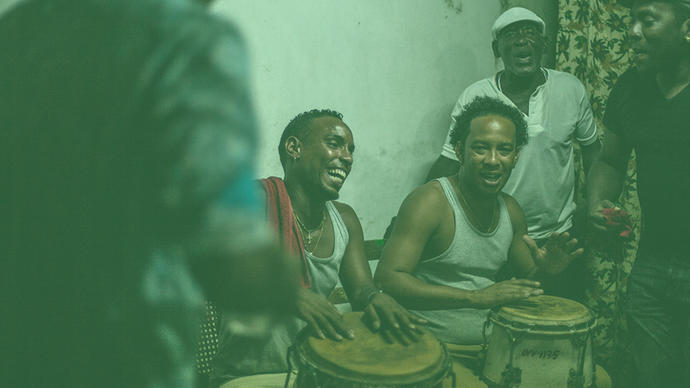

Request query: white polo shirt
[{"left": 441, "top": 69, "right": 597, "bottom": 239}]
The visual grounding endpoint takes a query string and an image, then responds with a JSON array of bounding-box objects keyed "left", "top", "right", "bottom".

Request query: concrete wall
[{"left": 214, "top": 0, "right": 506, "bottom": 239}]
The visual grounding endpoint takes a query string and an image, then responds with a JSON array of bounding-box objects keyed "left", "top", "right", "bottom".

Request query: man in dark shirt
[
  {"left": 588, "top": 1, "right": 690, "bottom": 386},
  {"left": 0, "top": 1, "right": 294, "bottom": 387}
]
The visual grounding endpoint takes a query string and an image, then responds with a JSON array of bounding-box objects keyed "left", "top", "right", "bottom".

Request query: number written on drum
[{"left": 520, "top": 348, "right": 560, "bottom": 360}]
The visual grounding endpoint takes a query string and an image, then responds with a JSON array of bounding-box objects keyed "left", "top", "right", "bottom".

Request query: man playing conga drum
[
  {"left": 212, "top": 109, "right": 425, "bottom": 387},
  {"left": 375, "top": 96, "right": 590, "bottom": 386}
]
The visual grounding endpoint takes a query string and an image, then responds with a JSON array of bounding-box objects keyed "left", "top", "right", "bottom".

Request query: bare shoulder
[
  {"left": 500, "top": 192, "right": 526, "bottom": 229},
  {"left": 402, "top": 180, "right": 447, "bottom": 210},
  {"left": 501, "top": 192, "right": 520, "bottom": 211},
  {"left": 394, "top": 179, "right": 450, "bottom": 235},
  {"left": 332, "top": 201, "right": 360, "bottom": 229}
]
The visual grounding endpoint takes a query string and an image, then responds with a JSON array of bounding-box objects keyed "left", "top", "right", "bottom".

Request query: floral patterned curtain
[{"left": 556, "top": 0, "right": 638, "bottom": 384}]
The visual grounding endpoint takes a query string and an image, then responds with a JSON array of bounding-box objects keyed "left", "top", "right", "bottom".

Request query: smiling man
[
  {"left": 212, "top": 109, "right": 424, "bottom": 387},
  {"left": 376, "top": 96, "right": 583, "bottom": 346},
  {"left": 588, "top": 1, "right": 690, "bottom": 386},
  {"left": 425, "top": 7, "right": 600, "bottom": 302}
]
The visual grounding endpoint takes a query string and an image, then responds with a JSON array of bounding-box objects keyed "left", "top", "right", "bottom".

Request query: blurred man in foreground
[{"left": 0, "top": 0, "right": 294, "bottom": 387}]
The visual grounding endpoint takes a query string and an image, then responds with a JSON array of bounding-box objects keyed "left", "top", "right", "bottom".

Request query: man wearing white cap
[{"left": 426, "top": 7, "right": 601, "bottom": 302}]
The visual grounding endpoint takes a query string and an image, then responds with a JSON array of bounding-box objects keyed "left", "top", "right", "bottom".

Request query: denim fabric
[{"left": 625, "top": 254, "right": 690, "bottom": 388}]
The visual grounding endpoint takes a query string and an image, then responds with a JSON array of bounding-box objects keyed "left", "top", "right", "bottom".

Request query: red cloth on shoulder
[{"left": 259, "top": 177, "right": 311, "bottom": 289}]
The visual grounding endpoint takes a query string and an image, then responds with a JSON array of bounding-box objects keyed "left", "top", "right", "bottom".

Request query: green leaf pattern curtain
[{"left": 556, "top": 0, "right": 639, "bottom": 381}]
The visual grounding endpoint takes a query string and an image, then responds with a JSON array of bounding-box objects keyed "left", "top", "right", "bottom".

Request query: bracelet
[{"left": 365, "top": 289, "right": 384, "bottom": 304}]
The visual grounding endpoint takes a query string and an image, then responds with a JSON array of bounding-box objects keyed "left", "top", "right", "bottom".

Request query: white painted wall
[{"left": 214, "top": 0, "right": 504, "bottom": 239}]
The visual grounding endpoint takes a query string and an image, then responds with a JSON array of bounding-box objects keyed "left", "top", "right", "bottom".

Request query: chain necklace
[
  {"left": 453, "top": 178, "right": 498, "bottom": 234},
  {"left": 294, "top": 209, "right": 326, "bottom": 252}
]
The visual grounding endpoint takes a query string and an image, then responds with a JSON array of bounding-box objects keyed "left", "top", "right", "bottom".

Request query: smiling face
[
  {"left": 494, "top": 20, "right": 546, "bottom": 79},
  {"left": 629, "top": 1, "right": 689, "bottom": 73},
  {"left": 455, "top": 114, "right": 520, "bottom": 196},
  {"left": 287, "top": 116, "right": 354, "bottom": 201}
]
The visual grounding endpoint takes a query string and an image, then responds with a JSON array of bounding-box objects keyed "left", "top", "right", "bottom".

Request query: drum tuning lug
[
  {"left": 500, "top": 365, "right": 522, "bottom": 387},
  {"left": 567, "top": 368, "right": 585, "bottom": 388},
  {"left": 570, "top": 334, "right": 586, "bottom": 348}
]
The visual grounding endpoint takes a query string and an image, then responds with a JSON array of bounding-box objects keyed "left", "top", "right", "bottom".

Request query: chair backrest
[{"left": 364, "top": 239, "right": 386, "bottom": 261}]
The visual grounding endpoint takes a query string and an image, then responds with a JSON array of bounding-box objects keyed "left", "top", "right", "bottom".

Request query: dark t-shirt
[
  {"left": 604, "top": 68, "right": 690, "bottom": 257},
  {"left": 0, "top": 0, "right": 262, "bottom": 387}
]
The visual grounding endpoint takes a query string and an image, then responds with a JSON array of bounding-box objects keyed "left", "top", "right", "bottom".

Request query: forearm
[
  {"left": 348, "top": 284, "right": 381, "bottom": 311},
  {"left": 376, "top": 269, "right": 477, "bottom": 310},
  {"left": 587, "top": 159, "right": 625, "bottom": 206},
  {"left": 581, "top": 140, "right": 601, "bottom": 177}
]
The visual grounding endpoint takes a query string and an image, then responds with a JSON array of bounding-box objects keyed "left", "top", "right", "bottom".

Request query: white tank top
[
  {"left": 212, "top": 201, "right": 349, "bottom": 382},
  {"left": 411, "top": 177, "right": 513, "bottom": 345}
]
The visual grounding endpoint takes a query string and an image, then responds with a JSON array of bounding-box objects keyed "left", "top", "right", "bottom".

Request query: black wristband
[{"left": 365, "top": 289, "right": 384, "bottom": 305}]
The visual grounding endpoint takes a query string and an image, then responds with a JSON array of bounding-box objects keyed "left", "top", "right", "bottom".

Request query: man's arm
[
  {"left": 587, "top": 129, "right": 633, "bottom": 232},
  {"left": 375, "top": 183, "right": 541, "bottom": 310},
  {"left": 335, "top": 202, "right": 425, "bottom": 340},
  {"left": 425, "top": 155, "right": 461, "bottom": 182},
  {"left": 580, "top": 138, "right": 601, "bottom": 177},
  {"left": 151, "top": 23, "right": 298, "bottom": 314}
]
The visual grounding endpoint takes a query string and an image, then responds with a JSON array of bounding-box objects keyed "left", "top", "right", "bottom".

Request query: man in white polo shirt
[{"left": 426, "top": 7, "right": 600, "bottom": 301}]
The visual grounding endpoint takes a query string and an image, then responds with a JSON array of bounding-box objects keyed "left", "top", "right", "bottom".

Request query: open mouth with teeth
[
  {"left": 326, "top": 167, "right": 349, "bottom": 187},
  {"left": 479, "top": 171, "right": 503, "bottom": 187},
  {"left": 514, "top": 52, "right": 534, "bottom": 65}
]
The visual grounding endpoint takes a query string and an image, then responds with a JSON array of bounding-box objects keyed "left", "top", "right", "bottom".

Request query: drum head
[
  {"left": 296, "top": 312, "right": 449, "bottom": 385},
  {"left": 492, "top": 295, "right": 594, "bottom": 332}
]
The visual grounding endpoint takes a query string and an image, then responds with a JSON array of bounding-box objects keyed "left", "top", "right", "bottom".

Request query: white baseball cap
[{"left": 491, "top": 7, "right": 545, "bottom": 40}]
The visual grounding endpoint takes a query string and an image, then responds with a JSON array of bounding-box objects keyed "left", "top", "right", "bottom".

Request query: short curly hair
[
  {"left": 278, "top": 109, "right": 344, "bottom": 168},
  {"left": 449, "top": 96, "right": 528, "bottom": 151}
]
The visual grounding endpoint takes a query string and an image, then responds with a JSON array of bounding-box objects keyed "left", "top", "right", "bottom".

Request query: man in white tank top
[
  {"left": 213, "top": 109, "right": 424, "bottom": 387},
  {"left": 424, "top": 7, "right": 601, "bottom": 303},
  {"left": 375, "top": 97, "right": 584, "bottom": 347}
]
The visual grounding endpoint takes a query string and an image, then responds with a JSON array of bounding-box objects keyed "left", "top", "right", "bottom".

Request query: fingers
[
  {"left": 328, "top": 311, "right": 355, "bottom": 340},
  {"left": 589, "top": 200, "right": 616, "bottom": 232},
  {"left": 571, "top": 247, "right": 584, "bottom": 258},
  {"left": 506, "top": 278, "right": 541, "bottom": 288},
  {"left": 388, "top": 311, "right": 422, "bottom": 343},
  {"left": 363, "top": 304, "right": 381, "bottom": 331},
  {"left": 564, "top": 236, "right": 579, "bottom": 250},
  {"left": 366, "top": 296, "right": 425, "bottom": 345},
  {"left": 297, "top": 290, "right": 353, "bottom": 341},
  {"left": 523, "top": 287, "right": 544, "bottom": 297},
  {"left": 407, "top": 312, "right": 428, "bottom": 326},
  {"left": 522, "top": 234, "right": 540, "bottom": 257}
]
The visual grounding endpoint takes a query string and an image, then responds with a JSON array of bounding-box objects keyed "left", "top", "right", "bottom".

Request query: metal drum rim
[
  {"left": 488, "top": 310, "right": 596, "bottom": 335},
  {"left": 294, "top": 324, "right": 453, "bottom": 386}
]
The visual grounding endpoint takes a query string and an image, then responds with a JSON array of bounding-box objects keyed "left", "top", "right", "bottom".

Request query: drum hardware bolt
[
  {"left": 500, "top": 365, "right": 522, "bottom": 387},
  {"left": 567, "top": 368, "right": 585, "bottom": 388},
  {"left": 570, "top": 334, "right": 586, "bottom": 348}
]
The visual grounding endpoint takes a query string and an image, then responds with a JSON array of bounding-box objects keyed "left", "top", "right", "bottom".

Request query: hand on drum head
[
  {"left": 471, "top": 279, "right": 543, "bottom": 309},
  {"left": 362, "top": 293, "right": 428, "bottom": 345},
  {"left": 523, "top": 232, "right": 584, "bottom": 275},
  {"left": 296, "top": 288, "right": 355, "bottom": 341}
]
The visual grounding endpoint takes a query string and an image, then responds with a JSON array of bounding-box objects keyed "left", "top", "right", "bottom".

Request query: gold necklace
[{"left": 294, "top": 209, "right": 326, "bottom": 251}]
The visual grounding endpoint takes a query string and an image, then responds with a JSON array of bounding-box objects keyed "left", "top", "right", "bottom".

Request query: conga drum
[
  {"left": 287, "top": 312, "right": 455, "bottom": 387},
  {"left": 481, "top": 295, "right": 596, "bottom": 388}
]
